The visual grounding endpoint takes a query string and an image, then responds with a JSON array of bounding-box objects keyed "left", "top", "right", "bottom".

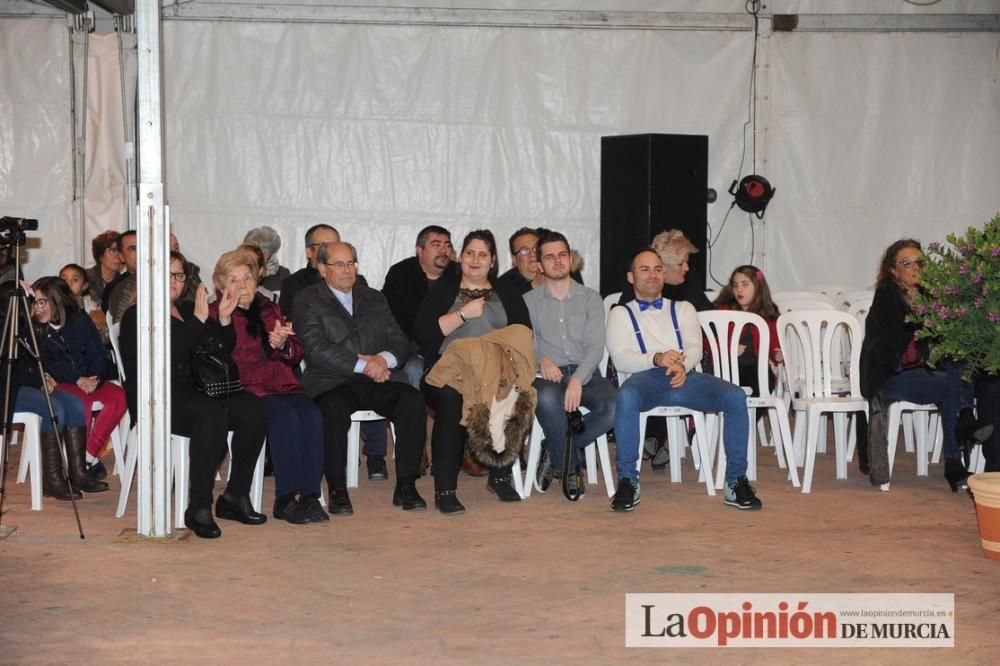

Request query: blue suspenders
[{"left": 622, "top": 300, "right": 682, "bottom": 355}]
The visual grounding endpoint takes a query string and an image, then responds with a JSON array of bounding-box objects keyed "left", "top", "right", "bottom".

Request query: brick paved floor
[{"left": 1, "top": 440, "right": 997, "bottom": 664}]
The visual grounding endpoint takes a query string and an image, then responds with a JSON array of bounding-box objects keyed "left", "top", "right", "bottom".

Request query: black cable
[{"left": 709, "top": 0, "right": 761, "bottom": 285}]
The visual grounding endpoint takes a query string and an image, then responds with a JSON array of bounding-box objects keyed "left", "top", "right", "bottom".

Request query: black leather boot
[
  {"left": 486, "top": 465, "right": 521, "bottom": 502},
  {"left": 40, "top": 431, "right": 82, "bottom": 500},
  {"left": 63, "top": 426, "right": 109, "bottom": 493},
  {"left": 944, "top": 457, "right": 971, "bottom": 493}
]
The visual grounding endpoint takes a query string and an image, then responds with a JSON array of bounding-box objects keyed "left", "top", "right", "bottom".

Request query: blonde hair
[
  {"left": 651, "top": 230, "right": 698, "bottom": 266},
  {"left": 212, "top": 248, "right": 260, "bottom": 292}
]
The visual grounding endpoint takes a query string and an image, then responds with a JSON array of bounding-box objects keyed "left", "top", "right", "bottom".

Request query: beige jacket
[{"left": 426, "top": 324, "right": 536, "bottom": 467}]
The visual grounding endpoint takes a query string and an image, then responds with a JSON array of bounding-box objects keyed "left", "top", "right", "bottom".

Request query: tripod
[{"left": 0, "top": 216, "right": 84, "bottom": 539}]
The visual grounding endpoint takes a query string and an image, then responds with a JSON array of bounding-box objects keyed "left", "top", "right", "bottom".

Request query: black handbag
[{"left": 190, "top": 337, "right": 243, "bottom": 398}]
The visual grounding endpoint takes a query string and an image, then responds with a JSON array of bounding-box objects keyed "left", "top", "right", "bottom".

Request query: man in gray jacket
[{"left": 295, "top": 242, "right": 427, "bottom": 514}]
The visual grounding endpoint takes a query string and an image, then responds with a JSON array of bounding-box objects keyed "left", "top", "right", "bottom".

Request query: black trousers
[
  {"left": 315, "top": 377, "right": 425, "bottom": 490},
  {"left": 421, "top": 381, "right": 467, "bottom": 492},
  {"left": 172, "top": 391, "right": 267, "bottom": 510}
]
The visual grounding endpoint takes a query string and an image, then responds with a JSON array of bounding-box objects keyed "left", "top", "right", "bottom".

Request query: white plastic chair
[
  {"left": 103, "top": 311, "right": 132, "bottom": 477},
  {"left": 698, "top": 310, "right": 800, "bottom": 488},
  {"left": 347, "top": 410, "right": 396, "bottom": 489},
  {"left": 777, "top": 310, "right": 868, "bottom": 493},
  {"left": 847, "top": 297, "right": 873, "bottom": 323},
  {"left": 172, "top": 432, "right": 266, "bottom": 529},
  {"left": 887, "top": 402, "right": 940, "bottom": 477},
  {"left": 838, "top": 289, "right": 875, "bottom": 311},
  {"left": 523, "top": 406, "right": 615, "bottom": 499},
  {"left": 805, "top": 284, "right": 855, "bottom": 298},
  {"left": 12, "top": 412, "right": 44, "bottom": 511},
  {"left": 772, "top": 291, "right": 837, "bottom": 311}
]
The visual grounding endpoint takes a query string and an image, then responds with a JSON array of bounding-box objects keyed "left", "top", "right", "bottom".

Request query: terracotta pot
[{"left": 968, "top": 472, "right": 1000, "bottom": 560}]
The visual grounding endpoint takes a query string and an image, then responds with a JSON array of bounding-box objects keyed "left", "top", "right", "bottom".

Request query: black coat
[
  {"left": 382, "top": 257, "right": 458, "bottom": 338},
  {"left": 859, "top": 282, "right": 920, "bottom": 399},
  {"left": 412, "top": 270, "right": 531, "bottom": 368},
  {"left": 294, "top": 281, "right": 409, "bottom": 397},
  {"left": 37, "top": 309, "right": 109, "bottom": 384}
]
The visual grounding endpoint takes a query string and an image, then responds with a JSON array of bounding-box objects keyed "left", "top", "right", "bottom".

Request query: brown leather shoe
[{"left": 461, "top": 452, "right": 488, "bottom": 477}]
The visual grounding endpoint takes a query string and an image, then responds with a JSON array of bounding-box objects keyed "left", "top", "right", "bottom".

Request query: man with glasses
[
  {"left": 498, "top": 227, "right": 545, "bottom": 295},
  {"left": 279, "top": 224, "right": 387, "bottom": 478},
  {"left": 295, "top": 242, "right": 427, "bottom": 514}
]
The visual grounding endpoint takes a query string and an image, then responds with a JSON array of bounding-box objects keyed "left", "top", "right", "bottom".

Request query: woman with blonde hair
[{"left": 209, "top": 248, "right": 326, "bottom": 523}]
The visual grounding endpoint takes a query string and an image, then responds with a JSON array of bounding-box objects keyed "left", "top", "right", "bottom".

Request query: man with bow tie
[{"left": 605, "top": 249, "right": 762, "bottom": 512}]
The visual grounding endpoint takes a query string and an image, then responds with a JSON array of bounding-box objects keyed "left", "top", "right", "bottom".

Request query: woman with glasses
[
  {"left": 84, "top": 230, "right": 123, "bottom": 303},
  {"left": 119, "top": 251, "right": 268, "bottom": 538},
  {"left": 208, "top": 248, "right": 326, "bottom": 524},
  {"left": 860, "top": 239, "right": 992, "bottom": 492},
  {"left": 29, "top": 276, "right": 121, "bottom": 492},
  {"left": 414, "top": 229, "right": 532, "bottom": 514}
]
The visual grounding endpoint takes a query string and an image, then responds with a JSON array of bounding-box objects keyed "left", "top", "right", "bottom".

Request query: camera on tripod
[{"left": 0, "top": 216, "right": 39, "bottom": 249}]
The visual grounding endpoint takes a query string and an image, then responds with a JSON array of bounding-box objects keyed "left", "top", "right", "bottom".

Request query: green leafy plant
[{"left": 911, "top": 212, "right": 1000, "bottom": 377}]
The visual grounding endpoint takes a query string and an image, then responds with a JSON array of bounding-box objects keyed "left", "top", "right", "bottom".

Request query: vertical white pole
[{"left": 135, "top": 0, "right": 171, "bottom": 537}]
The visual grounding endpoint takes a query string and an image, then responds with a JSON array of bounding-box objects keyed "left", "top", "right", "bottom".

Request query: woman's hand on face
[
  {"left": 462, "top": 297, "right": 485, "bottom": 320},
  {"left": 193, "top": 283, "right": 210, "bottom": 322},
  {"left": 217, "top": 285, "right": 240, "bottom": 323}
]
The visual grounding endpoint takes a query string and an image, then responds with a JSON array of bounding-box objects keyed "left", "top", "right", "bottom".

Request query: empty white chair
[
  {"left": 772, "top": 291, "right": 837, "bottom": 312},
  {"left": 847, "top": 297, "right": 874, "bottom": 323},
  {"left": 838, "top": 289, "right": 875, "bottom": 311},
  {"left": 777, "top": 310, "right": 868, "bottom": 493},
  {"left": 12, "top": 412, "right": 44, "bottom": 511},
  {"left": 806, "top": 284, "right": 855, "bottom": 298},
  {"left": 698, "top": 311, "right": 800, "bottom": 489}
]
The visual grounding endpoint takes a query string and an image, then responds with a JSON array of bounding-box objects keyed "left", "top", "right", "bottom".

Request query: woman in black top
[
  {"left": 413, "top": 230, "right": 531, "bottom": 514},
  {"left": 859, "top": 239, "right": 991, "bottom": 492},
  {"left": 120, "top": 251, "right": 268, "bottom": 538}
]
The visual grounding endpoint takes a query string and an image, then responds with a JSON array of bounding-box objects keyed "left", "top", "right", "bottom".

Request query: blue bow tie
[{"left": 636, "top": 298, "right": 663, "bottom": 311}]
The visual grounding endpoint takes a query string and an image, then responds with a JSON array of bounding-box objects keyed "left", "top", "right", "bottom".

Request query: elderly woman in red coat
[{"left": 209, "top": 248, "right": 327, "bottom": 523}]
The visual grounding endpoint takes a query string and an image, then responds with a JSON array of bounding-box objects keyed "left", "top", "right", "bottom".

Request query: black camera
[
  {"left": 566, "top": 409, "right": 586, "bottom": 435},
  {"left": 0, "top": 216, "right": 39, "bottom": 248}
]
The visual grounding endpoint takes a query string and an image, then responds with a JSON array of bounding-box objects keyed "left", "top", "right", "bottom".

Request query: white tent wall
[
  {"left": 162, "top": 21, "right": 753, "bottom": 288},
  {"left": 764, "top": 30, "right": 1000, "bottom": 290},
  {"left": 83, "top": 33, "right": 130, "bottom": 255},
  {"left": 0, "top": 19, "right": 74, "bottom": 276},
  {"left": 160, "top": 17, "right": 1000, "bottom": 292}
]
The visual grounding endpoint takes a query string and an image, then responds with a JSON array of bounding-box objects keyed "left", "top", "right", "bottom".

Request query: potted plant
[{"left": 910, "top": 212, "right": 1000, "bottom": 378}]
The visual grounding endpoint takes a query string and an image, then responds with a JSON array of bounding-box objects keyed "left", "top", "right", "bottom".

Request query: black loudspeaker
[{"left": 599, "top": 133, "right": 708, "bottom": 296}]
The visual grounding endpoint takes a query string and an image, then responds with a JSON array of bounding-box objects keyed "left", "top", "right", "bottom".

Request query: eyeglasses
[
  {"left": 32, "top": 298, "right": 48, "bottom": 308},
  {"left": 896, "top": 258, "right": 925, "bottom": 269},
  {"left": 325, "top": 260, "right": 357, "bottom": 271},
  {"left": 170, "top": 272, "right": 187, "bottom": 282},
  {"left": 514, "top": 246, "right": 537, "bottom": 257}
]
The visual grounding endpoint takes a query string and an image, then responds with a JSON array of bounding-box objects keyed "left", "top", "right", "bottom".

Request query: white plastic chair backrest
[
  {"left": 804, "top": 284, "right": 855, "bottom": 298},
  {"left": 772, "top": 291, "right": 836, "bottom": 311},
  {"left": 775, "top": 298, "right": 839, "bottom": 314},
  {"left": 848, "top": 297, "right": 874, "bottom": 324},
  {"left": 705, "top": 289, "right": 719, "bottom": 303},
  {"left": 698, "top": 310, "right": 774, "bottom": 399},
  {"left": 106, "top": 311, "right": 125, "bottom": 382},
  {"left": 601, "top": 292, "right": 621, "bottom": 377},
  {"left": 837, "top": 288, "right": 874, "bottom": 310},
  {"left": 777, "top": 310, "right": 862, "bottom": 399}
]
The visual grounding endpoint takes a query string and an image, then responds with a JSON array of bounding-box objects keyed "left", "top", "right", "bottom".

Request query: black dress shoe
[
  {"left": 216, "top": 493, "right": 268, "bottom": 525},
  {"left": 392, "top": 483, "right": 427, "bottom": 511},
  {"left": 273, "top": 495, "right": 311, "bottom": 524},
  {"left": 434, "top": 489, "right": 465, "bottom": 515},
  {"left": 329, "top": 487, "right": 354, "bottom": 515},
  {"left": 367, "top": 456, "right": 389, "bottom": 481},
  {"left": 184, "top": 507, "right": 221, "bottom": 539},
  {"left": 300, "top": 495, "right": 330, "bottom": 522},
  {"left": 85, "top": 460, "right": 108, "bottom": 481},
  {"left": 487, "top": 468, "right": 521, "bottom": 502}
]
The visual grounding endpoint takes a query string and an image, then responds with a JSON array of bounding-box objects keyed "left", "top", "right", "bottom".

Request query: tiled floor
[{"left": 1, "top": 440, "right": 997, "bottom": 664}]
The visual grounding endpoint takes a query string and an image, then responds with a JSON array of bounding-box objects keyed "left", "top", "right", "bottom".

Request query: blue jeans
[
  {"left": 262, "top": 393, "right": 325, "bottom": 498},
  {"left": 533, "top": 367, "right": 616, "bottom": 473},
  {"left": 614, "top": 369, "right": 749, "bottom": 484},
  {"left": 880, "top": 361, "right": 974, "bottom": 459},
  {"left": 14, "top": 386, "right": 86, "bottom": 433}
]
